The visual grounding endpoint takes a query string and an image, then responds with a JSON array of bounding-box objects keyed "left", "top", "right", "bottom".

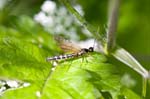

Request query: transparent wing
[{"left": 54, "top": 36, "right": 81, "bottom": 53}]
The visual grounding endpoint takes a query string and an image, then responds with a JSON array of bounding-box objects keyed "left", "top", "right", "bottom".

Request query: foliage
[
  {"left": 0, "top": 15, "right": 141, "bottom": 99},
  {"left": 0, "top": 0, "right": 150, "bottom": 99}
]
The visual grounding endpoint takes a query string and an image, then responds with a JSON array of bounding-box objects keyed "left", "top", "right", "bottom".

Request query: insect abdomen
[
  {"left": 46, "top": 53, "right": 76, "bottom": 61},
  {"left": 46, "top": 48, "right": 91, "bottom": 61}
]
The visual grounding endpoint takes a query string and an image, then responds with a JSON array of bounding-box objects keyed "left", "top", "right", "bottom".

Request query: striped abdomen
[
  {"left": 47, "top": 53, "right": 75, "bottom": 61},
  {"left": 46, "top": 47, "right": 94, "bottom": 61},
  {"left": 46, "top": 51, "right": 85, "bottom": 61}
]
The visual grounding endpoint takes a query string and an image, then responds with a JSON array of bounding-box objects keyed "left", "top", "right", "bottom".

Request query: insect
[{"left": 46, "top": 36, "right": 94, "bottom": 61}]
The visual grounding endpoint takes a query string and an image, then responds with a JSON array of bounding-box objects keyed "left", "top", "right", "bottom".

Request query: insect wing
[{"left": 54, "top": 36, "right": 81, "bottom": 53}]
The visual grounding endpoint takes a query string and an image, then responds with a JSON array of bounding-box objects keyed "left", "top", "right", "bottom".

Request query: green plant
[{"left": 0, "top": 0, "right": 149, "bottom": 99}]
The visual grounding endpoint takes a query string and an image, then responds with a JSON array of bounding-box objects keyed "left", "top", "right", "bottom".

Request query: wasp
[{"left": 46, "top": 36, "right": 94, "bottom": 61}]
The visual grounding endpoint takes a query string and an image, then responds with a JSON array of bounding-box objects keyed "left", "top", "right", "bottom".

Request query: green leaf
[
  {"left": 40, "top": 53, "right": 141, "bottom": 99},
  {"left": 0, "top": 16, "right": 141, "bottom": 99},
  {"left": 0, "top": 30, "right": 53, "bottom": 98},
  {"left": 112, "top": 47, "right": 148, "bottom": 78}
]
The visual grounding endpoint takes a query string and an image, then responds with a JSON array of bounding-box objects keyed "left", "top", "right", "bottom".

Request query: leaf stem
[
  {"left": 106, "top": 0, "right": 120, "bottom": 53},
  {"left": 59, "top": 0, "right": 105, "bottom": 44}
]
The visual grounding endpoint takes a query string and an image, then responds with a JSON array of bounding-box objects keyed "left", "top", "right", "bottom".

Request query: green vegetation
[{"left": 0, "top": 0, "right": 149, "bottom": 99}]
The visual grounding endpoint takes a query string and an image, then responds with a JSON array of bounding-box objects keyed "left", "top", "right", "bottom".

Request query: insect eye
[{"left": 89, "top": 47, "right": 94, "bottom": 52}]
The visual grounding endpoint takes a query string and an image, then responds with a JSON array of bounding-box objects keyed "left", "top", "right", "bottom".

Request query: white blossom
[
  {"left": 6, "top": 80, "right": 19, "bottom": 88},
  {"left": 41, "top": 0, "right": 56, "bottom": 14},
  {"left": 34, "top": 1, "right": 88, "bottom": 41},
  {"left": 34, "top": 12, "right": 53, "bottom": 27}
]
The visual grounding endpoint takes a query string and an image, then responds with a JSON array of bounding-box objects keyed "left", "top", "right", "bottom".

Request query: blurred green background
[{"left": 0, "top": 0, "right": 149, "bottom": 98}]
